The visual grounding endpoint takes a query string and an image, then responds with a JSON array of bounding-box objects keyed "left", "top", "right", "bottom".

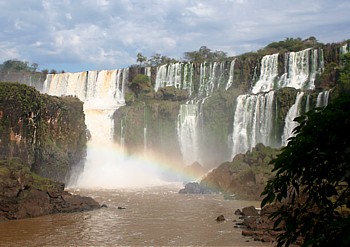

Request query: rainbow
[{"left": 74, "top": 141, "right": 206, "bottom": 189}]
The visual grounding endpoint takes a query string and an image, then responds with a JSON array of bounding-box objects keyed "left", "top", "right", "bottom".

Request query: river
[{"left": 0, "top": 184, "right": 272, "bottom": 246}]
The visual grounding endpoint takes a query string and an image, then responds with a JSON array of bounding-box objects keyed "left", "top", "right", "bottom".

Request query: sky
[{"left": 0, "top": 0, "right": 349, "bottom": 73}]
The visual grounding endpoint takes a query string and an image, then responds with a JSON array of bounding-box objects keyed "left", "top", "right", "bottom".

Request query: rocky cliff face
[
  {"left": 0, "top": 158, "right": 99, "bottom": 221},
  {"left": 200, "top": 143, "right": 280, "bottom": 200},
  {"left": 0, "top": 82, "right": 87, "bottom": 183}
]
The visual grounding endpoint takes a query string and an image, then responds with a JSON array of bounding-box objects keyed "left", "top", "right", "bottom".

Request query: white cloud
[{"left": 0, "top": 0, "right": 349, "bottom": 72}]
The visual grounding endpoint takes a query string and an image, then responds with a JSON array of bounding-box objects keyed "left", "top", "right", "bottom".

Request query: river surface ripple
[{"left": 0, "top": 184, "right": 272, "bottom": 246}]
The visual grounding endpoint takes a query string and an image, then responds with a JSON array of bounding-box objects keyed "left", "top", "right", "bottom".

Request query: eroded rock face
[
  {"left": 200, "top": 143, "right": 280, "bottom": 200},
  {"left": 0, "top": 159, "right": 100, "bottom": 221},
  {"left": 0, "top": 82, "right": 87, "bottom": 183}
]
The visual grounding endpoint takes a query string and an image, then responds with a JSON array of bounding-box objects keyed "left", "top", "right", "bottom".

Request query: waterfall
[
  {"left": 252, "top": 54, "right": 279, "bottom": 94},
  {"left": 177, "top": 104, "right": 199, "bottom": 165},
  {"left": 198, "top": 61, "right": 227, "bottom": 97},
  {"left": 154, "top": 63, "right": 183, "bottom": 91},
  {"left": 316, "top": 90, "right": 330, "bottom": 108},
  {"left": 341, "top": 43, "right": 350, "bottom": 54},
  {"left": 143, "top": 103, "right": 147, "bottom": 154},
  {"left": 120, "top": 118, "right": 125, "bottom": 150},
  {"left": 231, "top": 91, "right": 275, "bottom": 158},
  {"left": 225, "top": 59, "right": 236, "bottom": 91},
  {"left": 44, "top": 68, "right": 165, "bottom": 188},
  {"left": 277, "top": 48, "right": 323, "bottom": 90},
  {"left": 182, "top": 63, "right": 194, "bottom": 95},
  {"left": 144, "top": 67, "right": 152, "bottom": 78},
  {"left": 43, "top": 69, "right": 128, "bottom": 109},
  {"left": 281, "top": 92, "right": 304, "bottom": 146}
]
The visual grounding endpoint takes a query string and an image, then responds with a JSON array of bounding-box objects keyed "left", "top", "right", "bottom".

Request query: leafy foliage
[
  {"left": 339, "top": 53, "right": 350, "bottom": 92},
  {"left": 136, "top": 52, "right": 147, "bottom": 66},
  {"left": 129, "top": 74, "right": 153, "bottom": 97},
  {"left": 261, "top": 95, "right": 350, "bottom": 246},
  {"left": 183, "top": 46, "right": 227, "bottom": 63},
  {"left": 146, "top": 53, "right": 177, "bottom": 66},
  {"left": 257, "top": 37, "right": 321, "bottom": 56}
]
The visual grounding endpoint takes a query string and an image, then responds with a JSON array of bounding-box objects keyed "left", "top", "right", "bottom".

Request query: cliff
[
  {"left": 0, "top": 82, "right": 87, "bottom": 183},
  {"left": 0, "top": 158, "right": 99, "bottom": 221},
  {"left": 200, "top": 143, "right": 280, "bottom": 200}
]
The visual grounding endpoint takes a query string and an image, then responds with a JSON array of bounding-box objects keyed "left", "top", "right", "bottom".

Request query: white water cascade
[
  {"left": 231, "top": 91, "right": 275, "bottom": 157},
  {"left": 43, "top": 69, "right": 163, "bottom": 188},
  {"left": 231, "top": 53, "right": 279, "bottom": 159},
  {"left": 277, "top": 48, "right": 323, "bottom": 90},
  {"left": 281, "top": 92, "right": 305, "bottom": 146},
  {"left": 177, "top": 104, "right": 200, "bottom": 165},
  {"left": 230, "top": 48, "right": 324, "bottom": 158},
  {"left": 316, "top": 90, "right": 330, "bottom": 108},
  {"left": 251, "top": 54, "right": 279, "bottom": 94},
  {"left": 225, "top": 59, "right": 236, "bottom": 91}
]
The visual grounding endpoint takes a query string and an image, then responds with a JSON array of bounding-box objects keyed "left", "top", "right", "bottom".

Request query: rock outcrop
[
  {"left": 178, "top": 182, "right": 213, "bottom": 194},
  {"left": 235, "top": 205, "right": 278, "bottom": 243},
  {"left": 0, "top": 82, "right": 87, "bottom": 183},
  {"left": 199, "top": 143, "right": 280, "bottom": 200},
  {"left": 0, "top": 158, "right": 100, "bottom": 221}
]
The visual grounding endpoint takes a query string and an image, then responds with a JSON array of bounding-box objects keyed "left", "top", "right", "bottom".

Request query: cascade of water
[
  {"left": 120, "top": 118, "right": 125, "bottom": 150},
  {"left": 144, "top": 67, "right": 152, "bottom": 78},
  {"left": 231, "top": 91, "right": 275, "bottom": 158},
  {"left": 182, "top": 63, "right": 194, "bottom": 95},
  {"left": 154, "top": 63, "right": 183, "bottom": 91},
  {"left": 225, "top": 59, "right": 236, "bottom": 91},
  {"left": 316, "top": 90, "right": 330, "bottom": 108},
  {"left": 43, "top": 69, "right": 128, "bottom": 109},
  {"left": 281, "top": 92, "right": 304, "bottom": 146},
  {"left": 45, "top": 69, "right": 165, "bottom": 188},
  {"left": 143, "top": 103, "right": 147, "bottom": 154},
  {"left": 252, "top": 54, "right": 279, "bottom": 94},
  {"left": 277, "top": 48, "right": 323, "bottom": 90},
  {"left": 305, "top": 93, "right": 310, "bottom": 113},
  {"left": 177, "top": 104, "right": 199, "bottom": 165},
  {"left": 340, "top": 43, "right": 350, "bottom": 54},
  {"left": 198, "top": 61, "right": 227, "bottom": 97}
]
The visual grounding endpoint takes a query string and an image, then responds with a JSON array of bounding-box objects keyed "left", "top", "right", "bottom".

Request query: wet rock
[
  {"left": 178, "top": 182, "right": 213, "bottom": 194},
  {"left": 234, "top": 209, "right": 242, "bottom": 215},
  {"left": 216, "top": 215, "right": 225, "bottom": 222},
  {"left": 0, "top": 159, "right": 100, "bottom": 221},
  {"left": 235, "top": 204, "right": 280, "bottom": 244},
  {"left": 242, "top": 206, "right": 259, "bottom": 217}
]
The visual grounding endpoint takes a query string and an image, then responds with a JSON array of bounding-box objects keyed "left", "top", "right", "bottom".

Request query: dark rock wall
[
  {"left": 200, "top": 143, "right": 280, "bottom": 200},
  {"left": 0, "top": 158, "right": 99, "bottom": 221},
  {"left": 0, "top": 82, "right": 87, "bottom": 183}
]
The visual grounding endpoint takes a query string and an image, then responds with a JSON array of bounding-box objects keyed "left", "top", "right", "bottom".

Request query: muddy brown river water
[{"left": 0, "top": 184, "right": 272, "bottom": 246}]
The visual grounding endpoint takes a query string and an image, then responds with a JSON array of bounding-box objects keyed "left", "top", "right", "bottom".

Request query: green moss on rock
[{"left": 0, "top": 82, "right": 87, "bottom": 183}]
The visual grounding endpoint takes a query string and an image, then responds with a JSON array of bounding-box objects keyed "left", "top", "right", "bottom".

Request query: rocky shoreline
[
  {"left": 0, "top": 158, "right": 100, "bottom": 221},
  {"left": 234, "top": 205, "right": 280, "bottom": 244}
]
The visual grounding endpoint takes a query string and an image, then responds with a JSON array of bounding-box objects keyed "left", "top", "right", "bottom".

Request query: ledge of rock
[
  {"left": 234, "top": 205, "right": 280, "bottom": 244},
  {"left": 0, "top": 158, "right": 100, "bottom": 221}
]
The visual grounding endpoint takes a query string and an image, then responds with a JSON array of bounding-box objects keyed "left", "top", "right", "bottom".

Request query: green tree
[
  {"left": 30, "top": 63, "right": 39, "bottom": 72},
  {"left": 261, "top": 95, "right": 350, "bottom": 246},
  {"left": 183, "top": 46, "right": 227, "bottom": 63},
  {"left": 339, "top": 53, "right": 350, "bottom": 92},
  {"left": 129, "top": 74, "right": 152, "bottom": 97},
  {"left": 1, "top": 59, "right": 30, "bottom": 71},
  {"left": 136, "top": 52, "right": 147, "bottom": 67}
]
